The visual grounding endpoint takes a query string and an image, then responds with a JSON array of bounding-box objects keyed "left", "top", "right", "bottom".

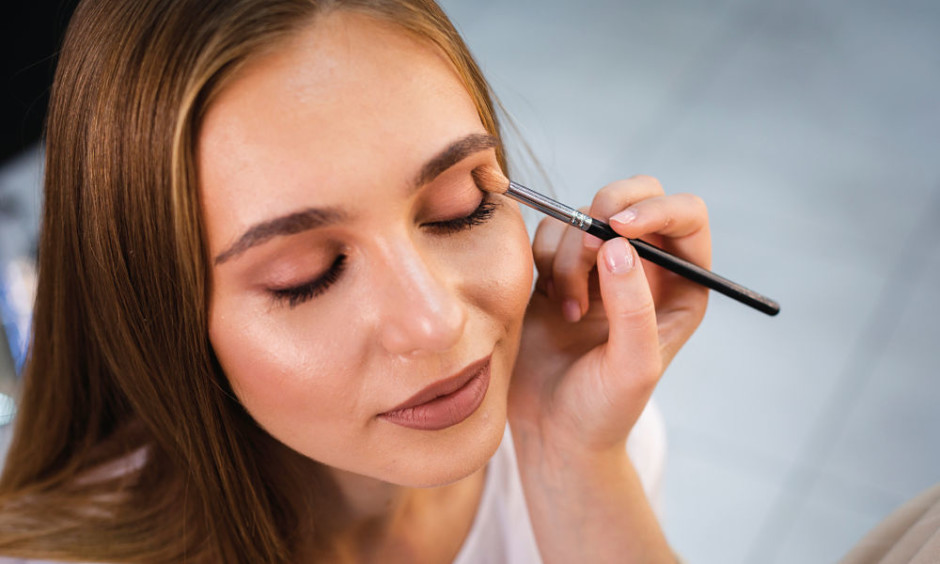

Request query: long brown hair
[{"left": 0, "top": 0, "right": 506, "bottom": 561}]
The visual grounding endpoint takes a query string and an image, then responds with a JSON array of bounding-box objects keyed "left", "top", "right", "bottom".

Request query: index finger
[{"left": 550, "top": 177, "right": 665, "bottom": 318}]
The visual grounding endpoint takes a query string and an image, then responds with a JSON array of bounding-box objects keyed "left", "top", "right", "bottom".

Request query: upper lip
[{"left": 381, "top": 355, "right": 491, "bottom": 414}]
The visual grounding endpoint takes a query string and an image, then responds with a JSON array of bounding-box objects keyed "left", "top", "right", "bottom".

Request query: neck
[
  {"left": 298, "top": 464, "right": 487, "bottom": 563},
  {"left": 328, "top": 468, "right": 412, "bottom": 527}
]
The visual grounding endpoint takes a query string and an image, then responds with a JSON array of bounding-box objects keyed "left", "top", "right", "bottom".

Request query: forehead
[{"left": 197, "top": 10, "right": 483, "bottom": 244}]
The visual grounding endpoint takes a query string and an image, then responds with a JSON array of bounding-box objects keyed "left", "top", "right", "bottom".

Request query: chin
[{"left": 381, "top": 401, "right": 507, "bottom": 488}]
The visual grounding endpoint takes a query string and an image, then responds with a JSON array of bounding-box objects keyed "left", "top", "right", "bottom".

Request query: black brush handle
[
  {"left": 586, "top": 219, "right": 781, "bottom": 316},
  {"left": 503, "top": 179, "right": 780, "bottom": 316}
]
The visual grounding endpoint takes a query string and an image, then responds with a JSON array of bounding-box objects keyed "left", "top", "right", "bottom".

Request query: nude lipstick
[{"left": 379, "top": 356, "right": 491, "bottom": 431}]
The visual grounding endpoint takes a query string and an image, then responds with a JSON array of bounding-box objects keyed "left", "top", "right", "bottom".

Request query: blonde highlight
[{"left": 0, "top": 0, "right": 507, "bottom": 562}]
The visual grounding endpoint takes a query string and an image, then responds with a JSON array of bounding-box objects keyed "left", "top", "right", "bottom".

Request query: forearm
[{"left": 512, "top": 427, "right": 675, "bottom": 564}]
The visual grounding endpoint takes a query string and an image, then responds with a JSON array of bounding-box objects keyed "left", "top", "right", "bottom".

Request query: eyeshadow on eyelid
[
  {"left": 426, "top": 177, "right": 482, "bottom": 205},
  {"left": 239, "top": 243, "right": 337, "bottom": 287},
  {"left": 422, "top": 194, "right": 481, "bottom": 223}
]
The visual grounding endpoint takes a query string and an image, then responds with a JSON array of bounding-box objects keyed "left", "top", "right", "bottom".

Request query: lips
[{"left": 378, "top": 356, "right": 491, "bottom": 431}]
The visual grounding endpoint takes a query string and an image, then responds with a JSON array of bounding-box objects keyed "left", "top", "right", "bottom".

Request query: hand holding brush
[{"left": 472, "top": 166, "right": 780, "bottom": 316}]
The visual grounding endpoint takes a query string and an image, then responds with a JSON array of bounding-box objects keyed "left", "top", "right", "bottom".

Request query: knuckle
[
  {"left": 532, "top": 223, "right": 558, "bottom": 254},
  {"left": 629, "top": 174, "right": 664, "bottom": 194},
  {"left": 679, "top": 192, "right": 708, "bottom": 214},
  {"left": 619, "top": 298, "right": 657, "bottom": 327},
  {"left": 635, "top": 357, "right": 664, "bottom": 389},
  {"left": 531, "top": 248, "right": 553, "bottom": 273},
  {"left": 531, "top": 238, "right": 553, "bottom": 260},
  {"left": 590, "top": 187, "right": 621, "bottom": 213},
  {"left": 533, "top": 217, "right": 557, "bottom": 241}
]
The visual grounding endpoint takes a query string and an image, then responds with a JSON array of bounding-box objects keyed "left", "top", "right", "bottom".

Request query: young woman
[{"left": 0, "top": 0, "right": 710, "bottom": 561}]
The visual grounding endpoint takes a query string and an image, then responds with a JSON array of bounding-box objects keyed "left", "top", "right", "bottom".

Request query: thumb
[{"left": 596, "top": 238, "right": 662, "bottom": 401}]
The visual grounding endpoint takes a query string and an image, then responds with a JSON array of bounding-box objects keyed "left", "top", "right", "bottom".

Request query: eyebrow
[
  {"left": 214, "top": 208, "right": 344, "bottom": 265},
  {"left": 414, "top": 132, "right": 498, "bottom": 187},
  {"left": 213, "top": 132, "right": 499, "bottom": 265}
]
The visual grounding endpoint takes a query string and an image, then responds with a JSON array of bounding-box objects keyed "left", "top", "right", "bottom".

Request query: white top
[
  {"left": 453, "top": 400, "right": 666, "bottom": 563},
  {"left": 0, "top": 400, "right": 666, "bottom": 564}
]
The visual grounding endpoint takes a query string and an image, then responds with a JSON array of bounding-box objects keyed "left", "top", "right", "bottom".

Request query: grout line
[{"left": 743, "top": 185, "right": 940, "bottom": 563}]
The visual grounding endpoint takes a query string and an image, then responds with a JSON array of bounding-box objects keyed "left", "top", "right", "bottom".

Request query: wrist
[
  {"left": 509, "top": 423, "right": 674, "bottom": 564},
  {"left": 510, "top": 421, "right": 631, "bottom": 485}
]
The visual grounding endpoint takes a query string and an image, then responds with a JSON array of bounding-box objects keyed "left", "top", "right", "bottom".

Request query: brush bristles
[{"left": 471, "top": 166, "right": 510, "bottom": 194}]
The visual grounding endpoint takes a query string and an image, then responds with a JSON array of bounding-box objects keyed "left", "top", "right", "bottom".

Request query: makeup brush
[{"left": 472, "top": 167, "right": 780, "bottom": 316}]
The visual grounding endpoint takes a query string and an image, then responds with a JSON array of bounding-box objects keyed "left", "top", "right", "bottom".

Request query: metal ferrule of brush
[
  {"left": 503, "top": 180, "right": 779, "bottom": 315},
  {"left": 507, "top": 181, "right": 594, "bottom": 231}
]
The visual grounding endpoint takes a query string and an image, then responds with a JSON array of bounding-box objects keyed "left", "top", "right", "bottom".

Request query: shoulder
[
  {"left": 839, "top": 483, "right": 940, "bottom": 564},
  {"left": 454, "top": 401, "right": 667, "bottom": 564}
]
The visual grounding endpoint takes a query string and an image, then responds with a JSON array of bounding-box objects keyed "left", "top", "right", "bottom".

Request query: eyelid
[
  {"left": 422, "top": 194, "right": 498, "bottom": 234},
  {"left": 268, "top": 254, "right": 347, "bottom": 308}
]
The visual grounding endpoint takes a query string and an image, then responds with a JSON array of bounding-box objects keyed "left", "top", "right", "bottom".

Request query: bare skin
[{"left": 198, "top": 10, "right": 709, "bottom": 562}]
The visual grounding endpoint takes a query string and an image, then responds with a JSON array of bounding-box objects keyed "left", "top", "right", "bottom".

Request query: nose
[{"left": 374, "top": 241, "right": 468, "bottom": 357}]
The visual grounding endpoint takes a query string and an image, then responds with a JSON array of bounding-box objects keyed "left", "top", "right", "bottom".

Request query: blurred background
[
  {"left": 1, "top": 0, "right": 938, "bottom": 562},
  {"left": 1, "top": 1, "right": 78, "bottom": 430},
  {"left": 438, "top": 0, "right": 940, "bottom": 561}
]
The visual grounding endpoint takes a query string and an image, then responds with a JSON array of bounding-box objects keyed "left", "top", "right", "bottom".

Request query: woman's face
[{"left": 199, "top": 11, "right": 533, "bottom": 487}]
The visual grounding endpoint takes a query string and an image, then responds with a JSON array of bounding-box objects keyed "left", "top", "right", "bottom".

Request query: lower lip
[{"left": 379, "top": 360, "right": 491, "bottom": 431}]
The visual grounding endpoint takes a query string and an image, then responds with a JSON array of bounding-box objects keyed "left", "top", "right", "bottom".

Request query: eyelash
[
  {"left": 268, "top": 196, "right": 498, "bottom": 308},
  {"left": 269, "top": 254, "right": 347, "bottom": 308},
  {"left": 423, "top": 195, "right": 498, "bottom": 234}
]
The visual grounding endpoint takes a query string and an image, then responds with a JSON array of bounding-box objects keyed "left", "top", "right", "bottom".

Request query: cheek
[
  {"left": 207, "top": 296, "right": 366, "bottom": 447},
  {"left": 466, "top": 206, "right": 534, "bottom": 332}
]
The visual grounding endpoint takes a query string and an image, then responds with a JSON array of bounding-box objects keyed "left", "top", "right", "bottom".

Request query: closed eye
[
  {"left": 268, "top": 254, "right": 347, "bottom": 308},
  {"left": 267, "top": 192, "right": 498, "bottom": 308},
  {"left": 423, "top": 196, "right": 498, "bottom": 235}
]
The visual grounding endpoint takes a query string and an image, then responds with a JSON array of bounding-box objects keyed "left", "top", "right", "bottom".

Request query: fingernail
[
  {"left": 605, "top": 239, "right": 635, "bottom": 274},
  {"left": 610, "top": 209, "right": 637, "bottom": 225},
  {"left": 562, "top": 298, "right": 582, "bottom": 323},
  {"left": 582, "top": 231, "right": 603, "bottom": 251}
]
